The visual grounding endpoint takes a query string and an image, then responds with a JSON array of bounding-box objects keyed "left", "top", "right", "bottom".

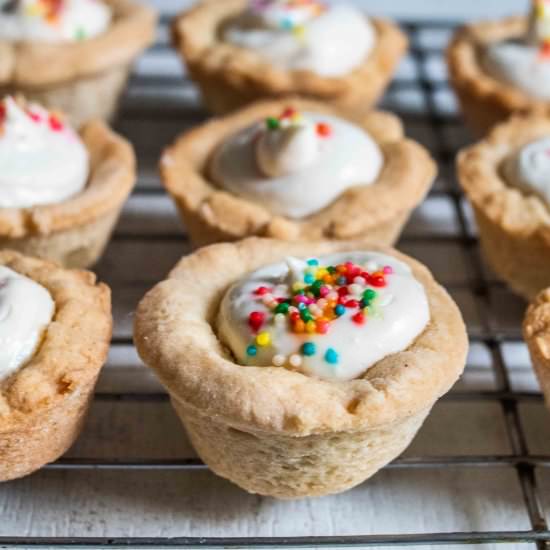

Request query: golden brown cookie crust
[
  {"left": 524, "top": 288, "right": 550, "bottom": 407},
  {"left": 0, "top": 119, "right": 136, "bottom": 239},
  {"left": 172, "top": 0, "right": 407, "bottom": 115},
  {"left": 134, "top": 237, "right": 467, "bottom": 436},
  {"left": 0, "top": 0, "right": 157, "bottom": 89},
  {"left": 160, "top": 98, "right": 436, "bottom": 246},
  {"left": 447, "top": 16, "right": 550, "bottom": 135},
  {"left": 0, "top": 250, "right": 112, "bottom": 480},
  {"left": 457, "top": 115, "right": 550, "bottom": 299}
]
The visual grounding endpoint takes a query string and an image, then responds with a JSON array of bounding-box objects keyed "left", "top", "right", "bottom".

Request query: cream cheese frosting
[
  {"left": 218, "top": 252, "right": 430, "bottom": 381},
  {"left": 222, "top": 0, "right": 375, "bottom": 77},
  {"left": 0, "top": 0, "right": 111, "bottom": 42},
  {"left": 0, "top": 266, "right": 54, "bottom": 382},
  {"left": 209, "top": 108, "right": 383, "bottom": 219},
  {"left": 0, "top": 96, "right": 89, "bottom": 208},
  {"left": 483, "top": 0, "right": 550, "bottom": 99},
  {"left": 502, "top": 136, "right": 550, "bottom": 203}
]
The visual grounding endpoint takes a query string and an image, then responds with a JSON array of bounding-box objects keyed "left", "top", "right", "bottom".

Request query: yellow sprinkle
[
  {"left": 316, "top": 268, "right": 328, "bottom": 279},
  {"left": 256, "top": 332, "right": 271, "bottom": 347},
  {"left": 305, "top": 320, "right": 316, "bottom": 333},
  {"left": 292, "top": 282, "right": 306, "bottom": 292}
]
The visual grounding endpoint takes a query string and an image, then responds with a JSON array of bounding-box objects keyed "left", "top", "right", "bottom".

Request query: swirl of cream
[
  {"left": 217, "top": 252, "right": 430, "bottom": 381},
  {"left": 0, "top": 96, "right": 89, "bottom": 208},
  {"left": 0, "top": 0, "right": 111, "bottom": 42},
  {"left": 0, "top": 266, "right": 55, "bottom": 381},
  {"left": 502, "top": 136, "right": 550, "bottom": 203},
  {"left": 483, "top": 1, "right": 550, "bottom": 99},
  {"left": 210, "top": 112, "right": 383, "bottom": 218},
  {"left": 256, "top": 116, "right": 319, "bottom": 178},
  {"left": 223, "top": 1, "right": 375, "bottom": 77}
]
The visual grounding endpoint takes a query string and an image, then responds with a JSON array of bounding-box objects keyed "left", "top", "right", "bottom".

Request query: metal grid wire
[{"left": 2, "top": 18, "right": 550, "bottom": 548}]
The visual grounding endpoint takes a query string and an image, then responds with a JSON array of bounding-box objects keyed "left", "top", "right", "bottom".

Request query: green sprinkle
[
  {"left": 266, "top": 117, "right": 280, "bottom": 130},
  {"left": 274, "top": 302, "right": 289, "bottom": 314}
]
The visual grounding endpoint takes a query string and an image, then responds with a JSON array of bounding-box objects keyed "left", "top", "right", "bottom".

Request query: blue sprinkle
[
  {"left": 298, "top": 302, "right": 307, "bottom": 310},
  {"left": 302, "top": 342, "right": 316, "bottom": 356},
  {"left": 304, "top": 273, "right": 315, "bottom": 284},
  {"left": 280, "top": 18, "right": 294, "bottom": 30},
  {"left": 246, "top": 345, "right": 257, "bottom": 357},
  {"left": 337, "top": 276, "right": 347, "bottom": 285},
  {"left": 334, "top": 304, "right": 345, "bottom": 316},
  {"left": 325, "top": 348, "right": 339, "bottom": 365},
  {"left": 307, "top": 259, "right": 319, "bottom": 266}
]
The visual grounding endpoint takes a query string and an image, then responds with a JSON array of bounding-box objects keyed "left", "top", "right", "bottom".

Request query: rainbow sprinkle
[
  {"left": 0, "top": 96, "right": 65, "bottom": 137},
  {"left": 264, "top": 107, "right": 333, "bottom": 138},
  {"left": 245, "top": 259, "right": 394, "bottom": 368}
]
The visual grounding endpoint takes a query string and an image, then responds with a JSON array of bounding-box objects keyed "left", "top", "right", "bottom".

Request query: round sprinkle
[
  {"left": 316, "top": 319, "right": 329, "bottom": 334},
  {"left": 363, "top": 289, "right": 377, "bottom": 302},
  {"left": 275, "top": 302, "right": 289, "bottom": 314},
  {"left": 305, "top": 320, "right": 316, "bottom": 333},
  {"left": 307, "top": 259, "right": 319, "bottom": 266},
  {"left": 256, "top": 332, "right": 271, "bottom": 347},
  {"left": 352, "top": 312, "right": 365, "bottom": 325},
  {"left": 289, "top": 354, "right": 303, "bottom": 368},
  {"left": 246, "top": 345, "right": 257, "bottom": 357},
  {"left": 349, "top": 284, "right": 363, "bottom": 296},
  {"left": 248, "top": 311, "right": 265, "bottom": 332},
  {"left": 383, "top": 265, "right": 393, "bottom": 275},
  {"left": 334, "top": 304, "right": 345, "bottom": 316},
  {"left": 272, "top": 354, "right": 285, "bottom": 367},
  {"left": 302, "top": 342, "right": 316, "bottom": 356},
  {"left": 274, "top": 313, "right": 286, "bottom": 326},
  {"left": 324, "top": 348, "right": 339, "bottom": 364},
  {"left": 254, "top": 286, "right": 270, "bottom": 296},
  {"left": 337, "top": 276, "right": 347, "bottom": 286},
  {"left": 304, "top": 273, "right": 315, "bottom": 284},
  {"left": 266, "top": 117, "right": 280, "bottom": 130},
  {"left": 316, "top": 122, "right": 332, "bottom": 137}
]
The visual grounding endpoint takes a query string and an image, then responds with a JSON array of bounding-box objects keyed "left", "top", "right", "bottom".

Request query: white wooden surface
[{"left": 1, "top": 1, "right": 549, "bottom": 549}]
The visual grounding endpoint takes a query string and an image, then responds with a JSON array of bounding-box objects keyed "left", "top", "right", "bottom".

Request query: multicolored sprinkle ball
[{"left": 245, "top": 259, "right": 394, "bottom": 369}]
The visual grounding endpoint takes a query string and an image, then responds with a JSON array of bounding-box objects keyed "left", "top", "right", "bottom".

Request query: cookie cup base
[
  {"left": 473, "top": 206, "right": 550, "bottom": 301},
  {"left": 173, "top": 397, "right": 429, "bottom": 498},
  {"left": 1, "top": 64, "right": 131, "bottom": 128},
  {"left": 0, "top": 209, "right": 120, "bottom": 269}
]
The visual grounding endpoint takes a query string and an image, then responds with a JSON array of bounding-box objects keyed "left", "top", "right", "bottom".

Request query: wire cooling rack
[{"left": 2, "top": 14, "right": 550, "bottom": 550}]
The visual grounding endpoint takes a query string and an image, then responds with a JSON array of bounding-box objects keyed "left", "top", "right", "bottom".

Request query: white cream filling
[
  {"left": 0, "top": 266, "right": 54, "bottom": 382},
  {"left": 482, "top": 1, "right": 550, "bottom": 99},
  {"left": 210, "top": 112, "right": 383, "bottom": 219},
  {"left": 0, "top": 97, "right": 89, "bottom": 208},
  {"left": 223, "top": 2, "right": 375, "bottom": 77},
  {"left": 502, "top": 136, "right": 550, "bottom": 203},
  {"left": 0, "top": 0, "right": 111, "bottom": 42},
  {"left": 483, "top": 42, "right": 550, "bottom": 100},
  {"left": 218, "top": 252, "right": 430, "bottom": 381}
]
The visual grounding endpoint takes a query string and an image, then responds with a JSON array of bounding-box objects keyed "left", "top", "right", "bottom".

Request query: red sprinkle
[
  {"left": 368, "top": 275, "right": 386, "bottom": 288},
  {"left": 248, "top": 311, "right": 265, "bottom": 332},
  {"left": 337, "top": 287, "right": 348, "bottom": 297},
  {"left": 281, "top": 107, "right": 296, "bottom": 119},
  {"left": 345, "top": 300, "right": 359, "bottom": 309},
  {"left": 254, "top": 286, "right": 271, "bottom": 296},
  {"left": 48, "top": 114, "right": 63, "bottom": 132},
  {"left": 316, "top": 319, "right": 329, "bottom": 334},
  {"left": 27, "top": 110, "right": 41, "bottom": 123},
  {"left": 316, "top": 122, "right": 332, "bottom": 137},
  {"left": 352, "top": 312, "right": 366, "bottom": 325}
]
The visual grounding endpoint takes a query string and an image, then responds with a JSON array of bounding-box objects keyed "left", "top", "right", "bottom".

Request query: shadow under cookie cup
[
  {"left": 134, "top": 237, "right": 468, "bottom": 498},
  {"left": 447, "top": 16, "right": 550, "bottom": 137},
  {"left": 160, "top": 98, "right": 436, "bottom": 248},
  {"left": 0, "top": 120, "right": 136, "bottom": 269},
  {"left": 457, "top": 114, "right": 550, "bottom": 301},
  {"left": 0, "top": 250, "right": 112, "bottom": 482},
  {"left": 171, "top": 0, "right": 407, "bottom": 117},
  {"left": 0, "top": 0, "right": 157, "bottom": 128}
]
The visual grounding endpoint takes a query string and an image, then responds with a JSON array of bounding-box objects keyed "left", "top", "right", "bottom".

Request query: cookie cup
[
  {"left": 0, "top": 120, "right": 136, "bottom": 268},
  {"left": 447, "top": 17, "right": 550, "bottom": 136},
  {"left": 172, "top": 0, "right": 407, "bottom": 117},
  {"left": 524, "top": 289, "right": 550, "bottom": 408},
  {"left": 160, "top": 98, "right": 436, "bottom": 248},
  {"left": 457, "top": 115, "right": 550, "bottom": 300},
  {"left": 0, "top": 250, "right": 111, "bottom": 481},
  {"left": 0, "top": 0, "right": 157, "bottom": 127},
  {"left": 134, "top": 237, "right": 467, "bottom": 499}
]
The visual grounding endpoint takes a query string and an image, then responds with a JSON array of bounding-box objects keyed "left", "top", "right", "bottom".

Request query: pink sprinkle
[
  {"left": 294, "top": 295, "right": 308, "bottom": 304},
  {"left": 319, "top": 286, "right": 329, "bottom": 298},
  {"left": 383, "top": 266, "right": 393, "bottom": 275}
]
